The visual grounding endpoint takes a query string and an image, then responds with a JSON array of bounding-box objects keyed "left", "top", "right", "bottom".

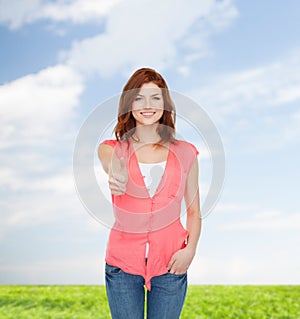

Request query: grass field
[{"left": 0, "top": 285, "right": 299, "bottom": 319}]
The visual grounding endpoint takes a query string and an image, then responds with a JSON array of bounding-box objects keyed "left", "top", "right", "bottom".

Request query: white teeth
[{"left": 141, "top": 112, "right": 155, "bottom": 116}]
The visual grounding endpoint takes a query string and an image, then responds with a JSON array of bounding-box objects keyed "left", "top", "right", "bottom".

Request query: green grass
[{"left": 0, "top": 285, "right": 299, "bottom": 319}]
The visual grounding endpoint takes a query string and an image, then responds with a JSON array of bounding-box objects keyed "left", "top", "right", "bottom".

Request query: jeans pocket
[
  {"left": 167, "top": 271, "right": 187, "bottom": 277},
  {"left": 105, "top": 263, "right": 123, "bottom": 275}
]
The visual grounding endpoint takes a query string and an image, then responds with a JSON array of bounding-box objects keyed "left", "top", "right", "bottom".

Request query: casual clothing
[
  {"left": 101, "top": 137, "right": 199, "bottom": 291},
  {"left": 138, "top": 160, "right": 167, "bottom": 258},
  {"left": 105, "top": 263, "right": 187, "bottom": 319},
  {"left": 138, "top": 160, "right": 166, "bottom": 198}
]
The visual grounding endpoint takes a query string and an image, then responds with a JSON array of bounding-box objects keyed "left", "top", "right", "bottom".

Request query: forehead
[{"left": 138, "top": 82, "right": 162, "bottom": 95}]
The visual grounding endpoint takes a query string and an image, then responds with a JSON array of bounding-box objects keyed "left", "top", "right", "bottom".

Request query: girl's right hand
[{"left": 108, "top": 156, "right": 128, "bottom": 196}]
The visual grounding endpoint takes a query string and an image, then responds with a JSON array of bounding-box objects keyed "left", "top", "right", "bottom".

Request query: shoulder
[
  {"left": 98, "top": 140, "right": 119, "bottom": 159},
  {"left": 98, "top": 139, "right": 129, "bottom": 159},
  {"left": 100, "top": 139, "right": 118, "bottom": 148},
  {"left": 173, "top": 139, "right": 199, "bottom": 156},
  {"left": 99, "top": 139, "right": 129, "bottom": 150}
]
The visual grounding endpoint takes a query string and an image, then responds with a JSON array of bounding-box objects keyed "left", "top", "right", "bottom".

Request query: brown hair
[{"left": 114, "top": 68, "right": 176, "bottom": 146}]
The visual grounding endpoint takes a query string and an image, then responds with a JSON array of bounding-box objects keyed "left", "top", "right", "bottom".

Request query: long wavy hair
[{"left": 114, "top": 68, "right": 176, "bottom": 146}]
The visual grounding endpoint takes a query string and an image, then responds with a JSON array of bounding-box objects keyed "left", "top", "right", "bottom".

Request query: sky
[{"left": 0, "top": 0, "right": 300, "bottom": 285}]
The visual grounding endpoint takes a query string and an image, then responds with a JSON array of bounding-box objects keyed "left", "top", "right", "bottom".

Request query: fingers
[
  {"left": 168, "top": 266, "right": 188, "bottom": 275},
  {"left": 168, "top": 257, "right": 183, "bottom": 274},
  {"left": 109, "top": 170, "right": 127, "bottom": 187},
  {"left": 168, "top": 263, "right": 188, "bottom": 275},
  {"left": 109, "top": 183, "right": 126, "bottom": 195},
  {"left": 108, "top": 155, "right": 128, "bottom": 196},
  {"left": 108, "top": 175, "right": 126, "bottom": 195},
  {"left": 167, "top": 252, "right": 189, "bottom": 274},
  {"left": 110, "top": 172, "right": 127, "bottom": 184},
  {"left": 167, "top": 256, "right": 175, "bottom": 271}
]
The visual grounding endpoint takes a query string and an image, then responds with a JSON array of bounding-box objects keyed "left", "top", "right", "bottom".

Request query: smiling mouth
[{"left": 140, "top": 112, "right": 156, "bottom": 116}]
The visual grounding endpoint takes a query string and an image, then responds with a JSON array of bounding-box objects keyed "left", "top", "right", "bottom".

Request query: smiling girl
[{"left": 98, "top": 68, "right": 201, "bottom": 319}]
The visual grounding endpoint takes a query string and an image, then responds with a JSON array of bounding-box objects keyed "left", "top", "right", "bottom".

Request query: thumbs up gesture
[{"left": 108, "top": 154, "right": 128, "bottom": 196}]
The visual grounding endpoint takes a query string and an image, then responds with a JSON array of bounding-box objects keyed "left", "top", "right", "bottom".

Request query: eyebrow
[{"left": 136, "top": 93, "right": 162, "bottom": 97}]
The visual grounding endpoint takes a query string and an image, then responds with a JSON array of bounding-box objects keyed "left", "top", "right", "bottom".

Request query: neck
[{"left": 133, "top": 124, "right": 161, "bottom": 144}]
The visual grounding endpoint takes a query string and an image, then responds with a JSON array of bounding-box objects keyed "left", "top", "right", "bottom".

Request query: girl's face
[{"left": 131, "top": 82, "right": 164, "bottom": 127}]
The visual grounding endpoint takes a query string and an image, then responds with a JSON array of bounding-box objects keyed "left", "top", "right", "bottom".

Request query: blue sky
[{"left": 0, "top": 0, "right": 300, "bottom": 285}]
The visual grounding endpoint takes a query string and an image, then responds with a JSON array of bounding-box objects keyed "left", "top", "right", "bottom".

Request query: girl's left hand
[{"left": 167, "top": 247, "right": 195, "bottom": 275}]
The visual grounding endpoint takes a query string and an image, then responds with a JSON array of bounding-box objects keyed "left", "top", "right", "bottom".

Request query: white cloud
[
  {"left": 0, "top": 64, "right": 86, "bottom": 238},
  {"left": 1, "top": 0, "right": 239, "bottom": 78},
  {"left": 213, "top": 202, "right": 258, "bottom": 214},
  {"left": 40, "top": 0, "right": 122, "bottom": 24},
  {"left": 0, "top": 0, "right": 40, "bottom": 29},
  {"left": 189, "top": 255, "right": 300, "bottom": 284},
  {"left": 186, "top": 47, "right": 300, "bottom": 151},
  {"left": 216, "top": 207, "right": 300, "bottom": 231},
  {"left": 189, "top": 48, "right": 300, "bottom": 118},
  {"left": 0, "top": 253, "right": 106, "bottom": 284},
  {"left": 0, "top": 64, "right": 83, "bottom": 148},
  {"left": 283, "top": 109, "right": 300, "bottom": 142},
  {"left": 0, "top": 171, "right": 87, "bottom": 240},
  {"left": 223, "top": 212, "right": 300, "bottom": 231},
  {"left": 64, "top": 0, "right": 238, "bottom": 78},
  {"left": 2, "top": 249, "right": 299, "bottom": 285},
  {"left": 238, "top": 106, "right": 300, "bottom": 152},
  {"left": 0, "top": 172, "right": 109, "bottom": 241},
  {"left": 0, "top": 0, "right": 122, "bottom": 29}
]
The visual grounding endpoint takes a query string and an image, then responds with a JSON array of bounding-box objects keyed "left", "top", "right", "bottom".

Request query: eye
[
  {"left": 134, "top": 97, "right": 142, "bottom": 101},
  {"left": 153, "top": 97, "right": 161, "bottom": 100}
]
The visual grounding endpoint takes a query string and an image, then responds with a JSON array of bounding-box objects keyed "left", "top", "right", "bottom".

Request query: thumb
[
  {"left": 168, "top": 256, "right": 175, "bottom": 271},
  {"left": 120, "top": 157, "right": 127, "bottom": 174},
  {"left": 119, "top": 157, "right": 126, "bottom": 169}
]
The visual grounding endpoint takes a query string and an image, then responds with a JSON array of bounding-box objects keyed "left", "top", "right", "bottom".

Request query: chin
[{"left": 140, "top": 119, "right": 160, "bottom": 126}]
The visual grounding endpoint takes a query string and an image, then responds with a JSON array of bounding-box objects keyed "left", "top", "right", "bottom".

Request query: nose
[{"left": 143, "top": 97, "right": 153, "bottom": 109}]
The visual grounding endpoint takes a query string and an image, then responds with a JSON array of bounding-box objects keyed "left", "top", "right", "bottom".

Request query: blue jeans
[{"left": 105, "top": 263, "right": 187, "bottom": 319}]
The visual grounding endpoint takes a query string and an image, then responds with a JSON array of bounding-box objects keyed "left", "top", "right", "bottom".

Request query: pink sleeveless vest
[{"left": 101, "top": 138, "right": 198, "bottom": 290}]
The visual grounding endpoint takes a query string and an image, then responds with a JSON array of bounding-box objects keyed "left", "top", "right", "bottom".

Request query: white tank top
[
  {"left": 138, "top": 160, "right": 167, "bottom": 258},
  {"left": 138, "top": 160, "right": 167, "bottom": 198}
]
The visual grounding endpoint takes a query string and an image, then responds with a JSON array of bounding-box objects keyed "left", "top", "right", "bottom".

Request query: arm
[
  {"left": 98, "top": 144, "right": 114, "bottom": 174},
  {"left": 184, "top": 157, "right": 201, "bottom": 254},
  {"left": 97, "top": 143, "right": 128, "bottom": 196},
  {"left": 168, "top": 157, "right": 201, "bottom": 274}
]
